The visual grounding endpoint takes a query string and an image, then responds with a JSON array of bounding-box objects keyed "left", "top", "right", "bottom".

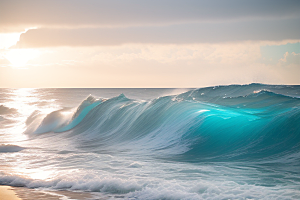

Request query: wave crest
[{"left": 25, "top": 84, "right": 300, "bottom": 162}]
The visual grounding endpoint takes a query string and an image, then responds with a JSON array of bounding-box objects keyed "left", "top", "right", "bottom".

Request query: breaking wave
[
  {"left": 25, "top": 84, "right": 300, "bottom": 163},
  {"left": 1, "top": 171, "right": 299, "bottom": 199}
]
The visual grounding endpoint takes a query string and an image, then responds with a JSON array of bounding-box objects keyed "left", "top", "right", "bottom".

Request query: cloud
[
  {"left": 260, "top": 42, "right": 300, "bottom": 65},
  {"left": 13, "top": 18, "right": 300, "bottom": 48},
  {"left": 83, "top": 42, "right": 262, "bottom": 66},
  {"left": 280, "top": 52, "right": 290, "bottom": 62},
  {"left": 6, "top": 42, "right": 262, "bottom": 70},
  {"left": 1, "top": 41, "right": 300, "bottom": 87},
  {"left": 279, "top": 52, "right": 300, "bottom": 65},
  {"left": 1, "top": 0, "right": 299, "bottom": 31},
  {"left": 3, "top": 0, "right": 299, "bottom": 47}
]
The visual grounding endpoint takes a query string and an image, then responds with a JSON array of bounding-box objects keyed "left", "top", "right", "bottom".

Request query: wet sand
[{"left": 0, "top": 185, "right": 108, "bottom": 200}]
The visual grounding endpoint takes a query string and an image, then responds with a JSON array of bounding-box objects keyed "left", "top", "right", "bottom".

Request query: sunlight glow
[
  {"left": 3, "top": 89, "right": 60, "bottom": 141},
  {"left": 0, "top": 28, "right": 37, "bottom": 50},
  {"left": 12, "top": 166, "right": 57, "bottom": 180},
  {"left": 26, "top": 168, "right": 55, "bottom": 180},
  {"left": 0, "top": 33, "right": 21, "bottom": 49},
  {"left": 5, "top": 49, "right": 40, "bottom": 68}
]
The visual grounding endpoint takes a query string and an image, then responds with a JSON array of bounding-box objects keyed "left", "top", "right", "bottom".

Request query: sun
[{"left": 5, "top": 49, "right": 40, "bottom": 68}]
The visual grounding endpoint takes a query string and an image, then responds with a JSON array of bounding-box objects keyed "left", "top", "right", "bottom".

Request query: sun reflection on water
[
  {"left": 1, "top": 88, "right": 60, "bottom": 142},
  {"left": 0, "top": 88, "right": 64, "bottom": 182},
  {"left": 6, "top": 88, "right": 39, "bottom": 116},
  {"left": 14, "top": 166, "right": 56, "bottom": 180}
]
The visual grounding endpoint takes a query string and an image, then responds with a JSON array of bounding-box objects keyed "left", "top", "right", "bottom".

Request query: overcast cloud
[
  {"left": 13, "top": 18, "right": 300, "bottom": 48},
  {"left": 1, "top": 0, "right": 300, "bottom": 30},
  {"left": 2, "top": 0, "right": 299, "bottom": 47}
]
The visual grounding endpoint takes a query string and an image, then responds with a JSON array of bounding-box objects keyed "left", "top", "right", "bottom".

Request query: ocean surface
[{"left": 0, "top": 84, "right": 300, "bottom": 199}]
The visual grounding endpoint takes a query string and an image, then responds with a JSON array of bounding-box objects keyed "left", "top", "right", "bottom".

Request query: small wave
[
  {"left": 26, "top": 110, "right": 41, "bottom": 125},
  {"left": 0, "top": 172, "right": 141, "bottom": 194},
  {"left": 28, "top": 95, "right": 103, "bottom": 134},
  {"left": 1, "top": 171, "right": 299, "bottom": 199},
  {"left": 0, "top": 144, "right": 25, "bottom": 153},
  {"left": 0, "top": 105, "right": 18, "bottom": 115}
]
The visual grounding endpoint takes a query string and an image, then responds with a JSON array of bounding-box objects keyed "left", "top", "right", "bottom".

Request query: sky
[{"left": 0, "top": 0, "right": 299, "bottom": 88}]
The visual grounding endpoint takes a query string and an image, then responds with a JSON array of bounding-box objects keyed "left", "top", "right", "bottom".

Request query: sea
[{"left": 0, "top": 83, "right": 300, "bottom": 199}]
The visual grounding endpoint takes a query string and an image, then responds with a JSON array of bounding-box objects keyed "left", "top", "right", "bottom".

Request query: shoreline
[{"left": 0, "top": 185, "right": 102, "bottom": 200}]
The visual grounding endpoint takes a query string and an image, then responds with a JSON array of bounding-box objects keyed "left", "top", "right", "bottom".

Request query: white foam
[
  {"left": 0, "top": 172, "right": 141, "bottom": 194},
  {"left": 1, "top": 172, "right": 300, "bottom": 199}
]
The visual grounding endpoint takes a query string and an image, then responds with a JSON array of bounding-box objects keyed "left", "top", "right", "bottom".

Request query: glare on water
[
  {"left": 0, "top": 89, "right": 64, "bottom": 181},
  {"left": 1, "top": 89, "right": 58, "bottom": 141}
]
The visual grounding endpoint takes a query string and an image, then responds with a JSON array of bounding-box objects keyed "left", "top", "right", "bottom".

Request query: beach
[
  {"left": 0, "top": 185, "right": 100, "bottom": 200},
  {"left": 0, "top": 186, "right": 21, "bottom": 200}
]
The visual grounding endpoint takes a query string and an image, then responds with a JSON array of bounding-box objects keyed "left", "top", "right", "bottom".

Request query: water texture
[{"left": 0, "top": 84, "right": 299, "bottom": 199}]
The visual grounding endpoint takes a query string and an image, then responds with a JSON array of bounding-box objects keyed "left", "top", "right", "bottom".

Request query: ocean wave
[
  {"left": 0, "top": 144, "right": 25, "bottom": 153},
  {"left": 25, "top": 84, "right": 300, "bottom": 162},
  {"left": 0, "top": 105, "right": 18, "bottom": 115},
  {"left": 0, "top": 116, "right": 4, "bottom": 122},
  {"left": 1, "top": 172, "right": 299, "bottom": 200},
  {"left": 0, "top": 172, "right": 141, "bottom": 195},
  {"left": 25, "top": 95, "right": 104, "bottom": 134}
]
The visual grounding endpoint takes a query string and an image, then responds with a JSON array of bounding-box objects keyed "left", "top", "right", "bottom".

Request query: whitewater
[{"left": 0, "top": 84, "right": 300, "bottom": 199}]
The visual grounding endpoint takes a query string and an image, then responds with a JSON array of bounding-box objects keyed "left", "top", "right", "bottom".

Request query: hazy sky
[{"left": 0, "top": 0, "right": 299, "bottom": 87}]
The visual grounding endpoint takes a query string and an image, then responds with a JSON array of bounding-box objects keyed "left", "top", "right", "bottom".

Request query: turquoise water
[{"left": 0, "top": 84, "right": 300, "bottom": 199}]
